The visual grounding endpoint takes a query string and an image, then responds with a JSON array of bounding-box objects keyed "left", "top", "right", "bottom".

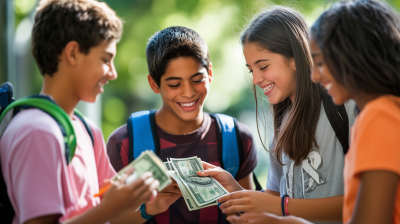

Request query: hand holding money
[
  {"left": 196, "top": 161, "right": 244, "bottom": 193},
  {"left": 95, "top": 150, "right": 171, "bottom": 197},
  {"left": 163, "top": 156, "right": 230, "bottom": 211}
]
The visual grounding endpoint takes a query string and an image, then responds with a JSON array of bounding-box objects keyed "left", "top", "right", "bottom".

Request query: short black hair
[
  {"left": 32, "top": 0, "right": 123, "bottom": 76},
  {"left": 311, "top": 0, "right": 400, "bottom": 96},
  {"left": 146, "top": 26, "right": 210, "bottom": 87}
]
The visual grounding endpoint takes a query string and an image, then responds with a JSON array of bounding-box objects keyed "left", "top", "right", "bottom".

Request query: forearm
[
  {"left": 237, "top": 173, "right": 254, "bottom": 190},
  {"left": 287, "top": 195, "right": 343, "bottom": 223},
  {"left": 111, "top": 209, "right": 146, "bottom": 224}
]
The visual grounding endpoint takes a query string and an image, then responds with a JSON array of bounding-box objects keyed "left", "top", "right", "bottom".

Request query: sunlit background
[{"left": 1, "top": 0, "right": 399, "bottom": 188}]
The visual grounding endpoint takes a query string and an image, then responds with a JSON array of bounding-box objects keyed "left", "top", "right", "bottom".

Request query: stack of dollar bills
[
  {"left": 112, "top": 151, "right": 229, "bottom": 211},
  {"left": 113, "top": 150, "right": 172, "bottom": 192},
  {"left": 164, "top": 156, "right": 229, "bottom": 211}
]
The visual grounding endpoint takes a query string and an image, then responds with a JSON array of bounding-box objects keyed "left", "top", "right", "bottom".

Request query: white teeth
[
  {"left": 179, "top": 100, "right": 196, "bottom": 107},
  {"left": 263, "top": 83, "right": 275, "bottom": 92},
  {"left": 324, "top": 83, "right": 333, "bottom": 90}
]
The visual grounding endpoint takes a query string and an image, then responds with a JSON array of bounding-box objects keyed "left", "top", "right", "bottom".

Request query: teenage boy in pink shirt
[{"left": 0, "top": 0, "right": 179, "bottom": 223}]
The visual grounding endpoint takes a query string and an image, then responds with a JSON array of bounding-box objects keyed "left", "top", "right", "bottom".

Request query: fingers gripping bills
[
  {"left": 116, "top": 151, "right": 229, "bottom": 211},
  {"left": 114, "top": 150, "right": 171, "bottom": 191},
  {"left": 164, "top": 157, "right": 229, "bottom": 211}
]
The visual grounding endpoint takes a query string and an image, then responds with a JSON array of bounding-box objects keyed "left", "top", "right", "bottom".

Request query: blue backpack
[
  {"left": 0, "top": 82, "right": 94, "bottom": 223},
  {"left": 127, "top": 110, "right": 262, "bottom": 189}
]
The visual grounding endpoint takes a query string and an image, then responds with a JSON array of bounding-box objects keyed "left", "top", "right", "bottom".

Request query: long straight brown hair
[{"left": 241, "top": 6, "right": 325, "bottom": 166}]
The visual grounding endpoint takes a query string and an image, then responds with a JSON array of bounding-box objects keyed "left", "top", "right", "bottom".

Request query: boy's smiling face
[
  {"left": 71, "top": 40, "right": 118, "bottom": 103},
  {"left": 150, "top": 56, "right": 212, "bottom": 122}
]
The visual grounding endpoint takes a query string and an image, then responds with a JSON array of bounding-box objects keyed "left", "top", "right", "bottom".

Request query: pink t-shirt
[{"left": 0, "top": 109, "right": 116, "bottom": 223}]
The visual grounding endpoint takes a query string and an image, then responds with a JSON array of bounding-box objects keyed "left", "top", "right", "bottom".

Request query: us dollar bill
[
  {"left": 166, "top": 168, "right": 217, "bottom": 211},
  {"left": 114, "top": 150, "right": 171, "bottom": 192},
  {"left": 169, "top": 157, "right": 229, "bottom": 206}
]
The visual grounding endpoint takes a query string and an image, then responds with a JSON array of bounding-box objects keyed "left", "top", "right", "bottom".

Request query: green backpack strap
[
  {"left": 74, "top": 109, "right": 94, "bottom": 147},
  {"left": 0, "top": 98, "right": 77, "bottom": 163}
]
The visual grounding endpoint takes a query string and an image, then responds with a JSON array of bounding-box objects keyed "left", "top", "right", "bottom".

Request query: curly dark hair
[
  {"left": 311, "top": 0, "right": 400, "bottom": 97},
  {"left": 146, "top": 26, "right": 210, "bottom": 87},
  {"left": 32, "top": 0, "right": 123, "bottom": 76}
]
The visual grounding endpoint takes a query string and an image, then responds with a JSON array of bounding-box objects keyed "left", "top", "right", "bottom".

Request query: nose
[
  {"left": 181, "top": 82, "right": 195, "bottom": 98},
  {"left": 107, "top": 62, "right": 118, "bottom": 81},
  {"left": 252, "top": 70, "right": 263, "bottom": 86},
  {"left": 311, "top": 64, "right": 321, "bottom": 83}
]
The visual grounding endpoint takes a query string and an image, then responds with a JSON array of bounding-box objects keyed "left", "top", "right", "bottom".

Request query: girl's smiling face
[
  {"left": 243, "top": 42, "right": 297, "bottom": 104},
  {"left": 310, "top": 38, "right": 351, "bottom": 105}
]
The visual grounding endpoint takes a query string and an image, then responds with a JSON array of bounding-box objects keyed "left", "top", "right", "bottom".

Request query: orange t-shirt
[{"left": 344, "top": 95, "right": 400, "bottom": 224}]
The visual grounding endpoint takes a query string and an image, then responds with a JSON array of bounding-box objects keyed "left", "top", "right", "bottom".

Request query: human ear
[
  {"left": 148, "top": 74, "right": 161, "bottom": 94},
  {"left": 208, "top": 62, "right": 213, "bottom": 83},
  {"left": 63, "top": 41, "right": 80, "bottom": 66}
]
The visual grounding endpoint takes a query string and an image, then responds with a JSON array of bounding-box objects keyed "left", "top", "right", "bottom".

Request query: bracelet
[
  {"left": 285, "top": 196, "right": 290, "bottom": 216},
  {"left": 281, "top": 194, "right": 289, "bottom": 216},
  {"left": 139, "top": 203, "right": 153, "bottom": 220}
]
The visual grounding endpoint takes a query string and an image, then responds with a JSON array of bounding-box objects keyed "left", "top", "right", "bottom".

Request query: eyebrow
[
  {"left": 246, "top": 59, "right": 269, "bottom": 67},
  {"left": 311, "top": 53, "right": 320, "bottom": 58},
  {"left": 164, "top": 72, "right": 204, "bottom": 81},
  {"left": 103, "top": 51, "right": 114, "bottom": 58}
]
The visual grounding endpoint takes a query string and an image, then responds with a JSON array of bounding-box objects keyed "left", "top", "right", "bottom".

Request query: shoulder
[
  {"left": 363, "top": 95, "right": 400, "bottom": 117},
  {"left": 208, "top": 113, "right": 254, "bottom": 141},
  {"left": 80, "top": 116, "right": 102, "bottom": 137},
  {"left": 235, "top": 120, "right": 254, "bottom": 141},
  {"left": 349, "top": 96, "right": 400, "bottom": 174},
  {"left": 358, "top": 96, "right": 400, "bottom": 123},
  {"left": 352, "top": 95, "right": 400, "bottom": 142},
  {"left": 107, "top": 124, "right": 128, "bottom": 143},
  {"left": 5, "top": 109, "right": 63, "bottom": 139},
  {"left": 1, "top": 109, "right": 65, "bottom": 167}
]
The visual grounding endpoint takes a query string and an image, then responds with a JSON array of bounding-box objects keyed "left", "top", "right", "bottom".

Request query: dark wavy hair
[
  {"left": 32, "top": 0, "right": 123, "bottom": 76},
  {"left": 311, "top": 0, "right": 400, "bottom": 97},
  {"left": 241, "top": 6, "right": 325, "bottom": 166},
  {"left": 146, "top": 26, "right": 210, "bottom": 87}
]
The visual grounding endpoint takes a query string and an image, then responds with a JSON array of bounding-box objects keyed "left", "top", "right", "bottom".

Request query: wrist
[
  {"left": 276, "top": 195, "right": 286, "bottom": 216},
  {"left": 140, "top": 203, "right": 153, "bottom": 220},
  {"left": 233, "top": 183, "right": 245, "bottom": 192},
  {"left": 145, "top": 202, "right": 157, "bottom": 216}
]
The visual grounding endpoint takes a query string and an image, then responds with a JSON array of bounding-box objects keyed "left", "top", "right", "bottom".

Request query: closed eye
[
  {"left": 193, "top": 78, "right": 205, "bottom": 83},
  {"left": 169, "top": 83, "right": 180, "bottom": 88},
  {"left": 260, "top": 65, "right": 269, "bottom": 71}
]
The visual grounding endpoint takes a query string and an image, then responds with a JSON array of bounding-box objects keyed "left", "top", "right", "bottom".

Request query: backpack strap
[
  {"left": 74, "top": 109, "right": 94, "bottom": 147},
  {"left": 0, "top": 98, "right": 77, "bottom": 163},
  {"left": 323, "top": 95, "right": 350, "bottom": 154},
  {"left": 127, "top": 110, "right": 159, "bottom": 161},
  {"left": 210, "top": 113, "right": 242, "bottom": 178},
  {"left": 211, "top": 113, "right": 263, "bottom": 190}
]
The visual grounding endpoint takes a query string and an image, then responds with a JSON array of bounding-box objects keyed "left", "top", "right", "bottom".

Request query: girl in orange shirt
[{"left": 204, "top": 0, "right": 400, "bottom": 223}]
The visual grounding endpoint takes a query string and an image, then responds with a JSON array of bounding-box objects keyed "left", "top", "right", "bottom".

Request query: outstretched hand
[
  {"left": 227, "top": 212, "right": 312, "bottom": 224},
  {"left": 146, "top": 179, "right": 182, "bottom": 215},
  {"left": 196, "top": 161, "right": 243, "bottom": 193},
  {"left": 218, "top": 190, "right": 281, "bottom": 215}
]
